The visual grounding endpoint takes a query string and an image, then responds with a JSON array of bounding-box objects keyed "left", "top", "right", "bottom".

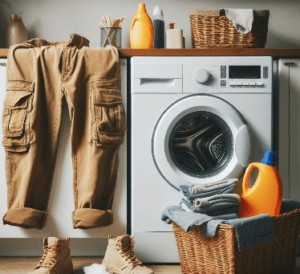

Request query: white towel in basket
[{"left": 225, "top": 8, "right": 254, "bottom": 34}]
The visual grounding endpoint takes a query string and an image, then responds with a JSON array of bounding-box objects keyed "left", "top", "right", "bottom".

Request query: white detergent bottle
[{"left": 166, "top": 23, "right": 184, "bottom": 48}]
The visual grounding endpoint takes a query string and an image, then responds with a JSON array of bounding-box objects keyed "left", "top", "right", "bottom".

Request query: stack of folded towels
[{"left": 180, "top": 178, "right": 240, "bottom": 219}]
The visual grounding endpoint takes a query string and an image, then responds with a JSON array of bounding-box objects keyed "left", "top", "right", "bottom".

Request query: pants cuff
[
  {"left": 72, "top": 208, "right": 113, "bottom": 229},
  {"left": 3, "top": 207, "right": 47, "bottom": 229}
]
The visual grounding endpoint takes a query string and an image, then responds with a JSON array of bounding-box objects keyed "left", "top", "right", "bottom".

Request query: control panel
[
  {"left": 183, "top": 56, "right": 272, "bottom": 94},
  {"left": 224, "top": 65, "right": 268, "bottom": 88}
]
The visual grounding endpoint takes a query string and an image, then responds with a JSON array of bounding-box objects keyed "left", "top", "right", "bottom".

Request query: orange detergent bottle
[
  {"left": 239, "top": 151, "right": 283, "bottom": 218},
  {"left": 130, "top": 3, "right": 154, "bottom": 49}
]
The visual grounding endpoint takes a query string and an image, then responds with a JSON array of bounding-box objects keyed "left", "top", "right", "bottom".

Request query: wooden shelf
[
  {"left": 0, "top": 49, "right": 8, "bottom": 57},
  {"left": 1, "top": 48, "right": 300, "bottom": 58},
  {"left": 118, "top": 48, "right": 300, "bottom": 57}
]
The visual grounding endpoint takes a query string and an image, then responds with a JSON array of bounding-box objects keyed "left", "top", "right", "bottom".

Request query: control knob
[{"left": 193, "top": 68, "right": 210, "bottom": 84}]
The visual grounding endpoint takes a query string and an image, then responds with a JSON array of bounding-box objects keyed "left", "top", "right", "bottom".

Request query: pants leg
[
  {"left": 61, "top": 46, "right": 126, "bottom": 229},
  {"left": 2, "top": 42, "right": 66, "bottom": 229},
  {"left": 2, "top": 34, "right": 125, "bottom": 229}
]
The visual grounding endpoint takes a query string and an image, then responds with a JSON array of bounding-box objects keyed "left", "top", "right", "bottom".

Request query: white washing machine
[{"left": 130, "top": 56, "right": 274, "bottom": 263}]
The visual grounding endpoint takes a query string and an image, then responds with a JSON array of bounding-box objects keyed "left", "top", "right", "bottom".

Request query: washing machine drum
[{"left": 152, "top": 94, "right": 251, "bottom": 191}]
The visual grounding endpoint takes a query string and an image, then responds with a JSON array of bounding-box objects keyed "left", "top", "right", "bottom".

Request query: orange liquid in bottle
[
  {"left": 239, "top": 151, "right": 283, "bottom": 218},
  {"left": 130, "top": 3, "right": 154, "bottom": 49}
]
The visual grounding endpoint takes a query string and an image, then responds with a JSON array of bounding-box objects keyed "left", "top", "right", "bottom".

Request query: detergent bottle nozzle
[{"left": 261, "top": 150, "right": 277, "bottom": 166}]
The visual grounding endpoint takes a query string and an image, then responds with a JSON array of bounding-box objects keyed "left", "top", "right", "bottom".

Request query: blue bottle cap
[{"left": 261, "top": 151, "right": 277, "bottom": 166}]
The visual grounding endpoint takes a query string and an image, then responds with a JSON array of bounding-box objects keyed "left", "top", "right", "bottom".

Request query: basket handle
[
  {"left": 220, "top": 9, "right": 226, "bottom": 16},
  {"left": 189, "top": 9, "right": 221, "bottom": 17},
  {"left": 242, "top": 163, "right": 260, "bottom": 194}
]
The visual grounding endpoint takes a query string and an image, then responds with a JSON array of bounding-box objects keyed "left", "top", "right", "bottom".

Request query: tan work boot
[
  {"left": 102, "top": 235, "right": 154, "bottom": 274},
  {"left": 29, "top": 237, "right": 73, "bottom": 274}
]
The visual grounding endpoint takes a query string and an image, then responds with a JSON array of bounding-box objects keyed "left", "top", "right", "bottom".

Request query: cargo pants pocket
[
  {"left": 90, "top": 79, "right": 127, "bottom": 146},
  {"left": 2, "top": 80, "right": 35, "bottom": 152}
]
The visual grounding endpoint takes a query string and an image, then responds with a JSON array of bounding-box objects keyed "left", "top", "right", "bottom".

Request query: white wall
[{"left": 0, "top": 0, "right": 300, "bottom": 49}]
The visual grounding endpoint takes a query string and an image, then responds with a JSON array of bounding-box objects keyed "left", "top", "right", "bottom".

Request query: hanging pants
[{"left": 2, "top": 34, "right": 127, "bottom": 229}]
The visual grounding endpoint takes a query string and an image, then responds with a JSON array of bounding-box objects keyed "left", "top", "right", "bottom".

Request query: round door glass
[{"left": 169, "top": 111, "right": 233, "bottom": 178}]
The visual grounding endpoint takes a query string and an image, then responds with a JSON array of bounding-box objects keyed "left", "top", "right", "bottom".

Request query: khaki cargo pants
[{"left": 2, "top": 34, "right": 127, "bottom": 229}]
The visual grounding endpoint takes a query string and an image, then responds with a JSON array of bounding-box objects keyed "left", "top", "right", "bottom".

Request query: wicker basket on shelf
[
  {"left": 189, "top": 9, "right": 270, "bottom": 48},
  {"left": 172, "top": 208, "right": 300, "bottom": 274}
]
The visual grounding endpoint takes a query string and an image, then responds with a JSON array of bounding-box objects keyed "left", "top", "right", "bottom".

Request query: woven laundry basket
[
  {"left": 189, "top": 9, "right": 270, "bottom": 48},
  {"left": 172, "top": 208, "right": 300, "bottom": 274}
]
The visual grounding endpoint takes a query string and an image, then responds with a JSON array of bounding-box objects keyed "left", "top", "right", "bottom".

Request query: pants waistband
[{"left": 23, "top": 33, "right": 90, "bottom": 49}]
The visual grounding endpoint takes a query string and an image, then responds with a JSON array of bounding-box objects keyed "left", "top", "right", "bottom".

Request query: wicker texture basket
[
  {"left": 190, "top": 9, "right": 270, "bottom": 48},
  {"left": 173, "top": 208, "right": 300, "bottom": 274}
]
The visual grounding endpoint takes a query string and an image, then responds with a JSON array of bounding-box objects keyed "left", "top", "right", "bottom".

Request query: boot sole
[{"left": 29, "top": 266, "right": 73, "bottom": 274}]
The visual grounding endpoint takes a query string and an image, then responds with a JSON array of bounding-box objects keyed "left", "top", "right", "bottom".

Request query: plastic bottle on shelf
[
  {"left": 153, "top": 5, "right": 165, "bottom": 48},
  {"left": 239, "top": 151, "right": 283, "bottom": 218},
  {"left": 166, "top": 23, "right": 185, "bottom": 48},
  {"left": 130, "top": 3, "right": 154, "bottom": 49}
]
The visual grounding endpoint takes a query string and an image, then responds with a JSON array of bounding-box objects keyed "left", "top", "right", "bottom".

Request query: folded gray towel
[
  {"left": 181, "top": 198, "right": 239, "bottom": 216},
  {"left": 206, "top": 206, "right": 239, "bottom": 217},
  {"left": 180, "top": 193, "right": 240, "bottom": 214},
  {"left": 191, "top": 179, "right": 239, "bottom": 194},
  {"left": 183, "top": 199, "right": 239, "bottom": 214},
  {"left": 180, "top": 178, "right": 238, "bottom": 202},
  {"left": 162, "top": 199, "right": 300, "bottom": 251},
  {"left": 193, "top": 193, "right": 240, "bottom": 207}
]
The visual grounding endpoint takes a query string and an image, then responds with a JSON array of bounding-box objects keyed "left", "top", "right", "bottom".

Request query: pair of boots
[{"left": 30, "top": 235, "right": 153, "bottom": 274}]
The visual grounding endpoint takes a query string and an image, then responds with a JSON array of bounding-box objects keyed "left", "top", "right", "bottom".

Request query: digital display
[{"left": 229, "top": 66, "right": 261, "bottom": 79}]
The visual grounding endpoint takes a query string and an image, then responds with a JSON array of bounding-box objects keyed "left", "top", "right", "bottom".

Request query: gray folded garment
[
  {"left": 193, "top": 193, "right": 240, "bottom": 207},
  {"left": 181, "top": 198, "right": 239, "bottom": 216},
  {"left": 180, "top": 178, "right": 238, "bottom": 202},
  {"left": 181, "top": 194, "right": 240, "bottom": 214}
]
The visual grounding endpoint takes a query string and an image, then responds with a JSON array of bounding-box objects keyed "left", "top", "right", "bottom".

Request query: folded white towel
[
  {"left": 225, "top": 8, "right": 254, "bottom": 34},
  {"left": 83, "top": 263, "right": 110, "bottom": 274}
]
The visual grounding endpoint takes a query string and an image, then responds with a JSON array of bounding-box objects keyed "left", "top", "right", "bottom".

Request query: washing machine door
[{"left": 152, "top": 94, "right": 251, "bottom": 191}]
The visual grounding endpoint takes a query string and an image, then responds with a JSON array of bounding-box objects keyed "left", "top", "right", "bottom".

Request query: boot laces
[
  {"left": 117, "top": 242, "right": 142, "bottom": 266},
  {"left": 37, "top": 244, "right": 61, "bottom": 268}
]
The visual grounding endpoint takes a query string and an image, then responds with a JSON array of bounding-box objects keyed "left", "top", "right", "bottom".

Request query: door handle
[
  {"left": 283, "top": 62, "right": 296, "bottom": 66},
  {"left": 0, "top": 63, "right": 7, "bottom": 66},
  {"left": 140, "top": 78, "right": 176, "bottom": 86}
]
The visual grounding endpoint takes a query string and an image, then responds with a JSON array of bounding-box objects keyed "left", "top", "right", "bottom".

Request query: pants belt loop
[
  {"left": 67, "top": 33, "right": 90, "bottom": 49},
  {"left": 78, "top": 36, "right": 90, "bottom": 48}
]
